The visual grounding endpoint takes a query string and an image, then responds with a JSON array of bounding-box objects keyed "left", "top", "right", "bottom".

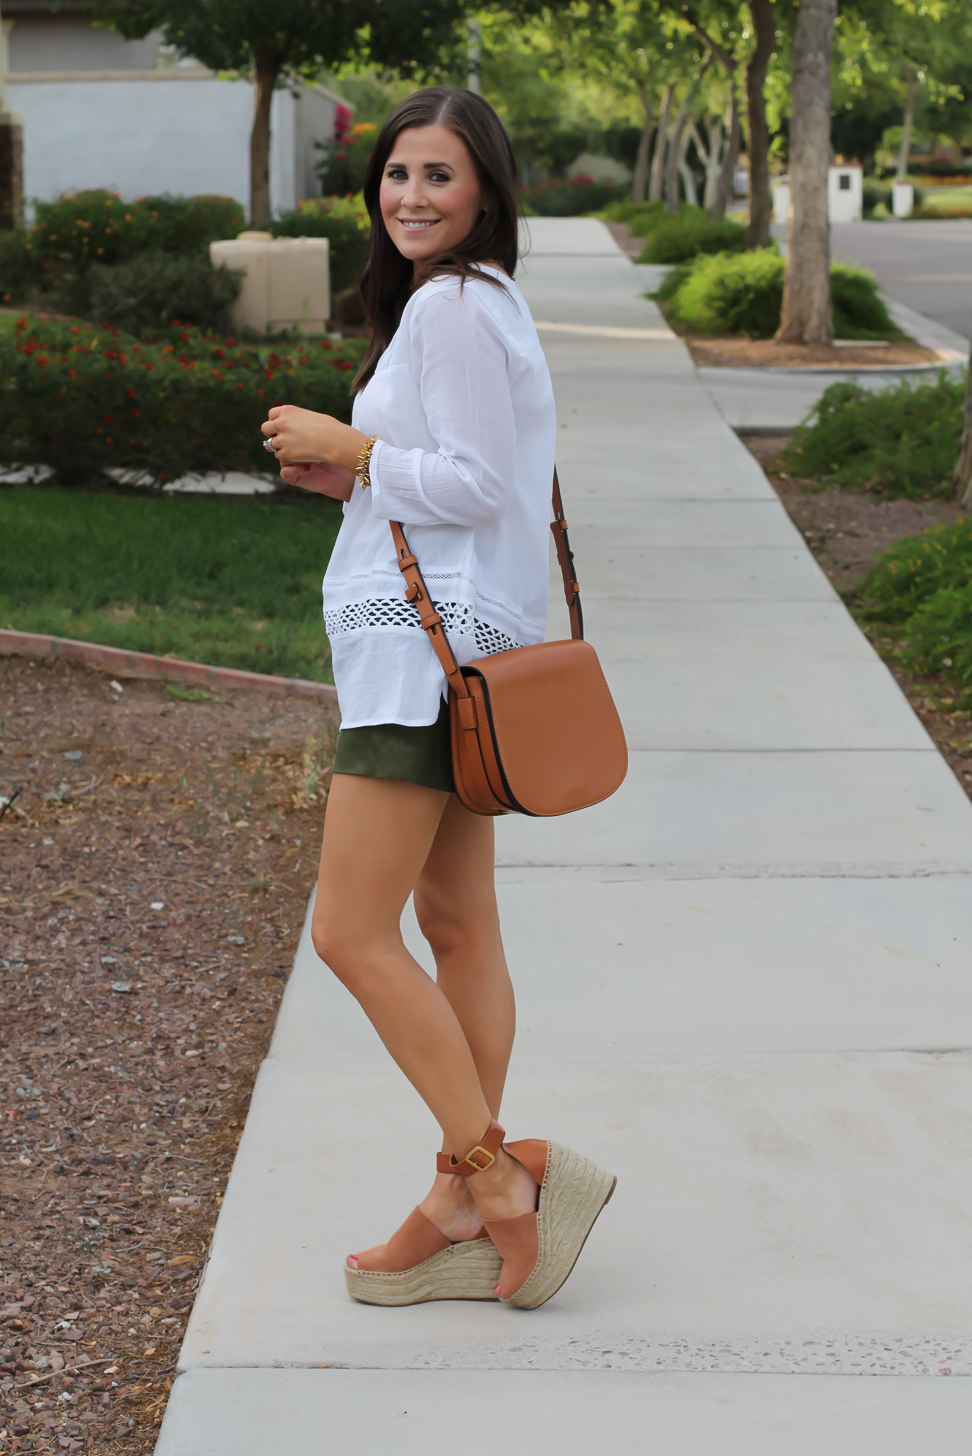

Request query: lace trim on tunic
[{"left": 324, "top": 599, "right": 519, "bottom": 657}]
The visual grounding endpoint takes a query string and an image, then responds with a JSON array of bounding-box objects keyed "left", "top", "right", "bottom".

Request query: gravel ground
[
  {"left": 741, "top": 434, "right": 972, "bottom": 803},
  {"left": 0, "top": 656, "right": 336, "bottom": 1454}
]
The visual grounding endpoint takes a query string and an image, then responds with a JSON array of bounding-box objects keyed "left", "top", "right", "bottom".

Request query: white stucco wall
[{"left": 5, "top": 76, "right": 341, "bottom": 218}]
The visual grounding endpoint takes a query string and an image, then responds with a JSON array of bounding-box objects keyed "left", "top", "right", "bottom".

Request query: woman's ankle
[{"left": 419, "top": 1171, "right": 484, "bottom": 1242}]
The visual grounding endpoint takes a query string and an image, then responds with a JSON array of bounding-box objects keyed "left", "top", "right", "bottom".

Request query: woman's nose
[{"left": 401, "top": 179, "right": 429, "bottom": 210}]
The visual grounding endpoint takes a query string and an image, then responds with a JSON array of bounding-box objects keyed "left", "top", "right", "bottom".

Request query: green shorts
[{"left": 331, "top": 696, "right": 455, "bottom": 794}]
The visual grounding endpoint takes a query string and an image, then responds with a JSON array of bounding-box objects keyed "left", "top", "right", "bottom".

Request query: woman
[{"left": 261, "top": 86, "right": 614, "bottom": 1310}]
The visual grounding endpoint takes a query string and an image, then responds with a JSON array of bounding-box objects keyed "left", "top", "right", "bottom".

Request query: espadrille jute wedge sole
[
  {"left": 345, "top": 1235, "right": 503, "bottom": 1306},
  {"left": 485, "top": 1141, "right": 616, "bottom": 1310}
]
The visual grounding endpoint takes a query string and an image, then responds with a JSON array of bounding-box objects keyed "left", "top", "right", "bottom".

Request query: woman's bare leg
[
  {"left": 411, "top": 795, "right": 518, "bottom": 1239},
  {"left": 312, "top": 773, "right": 536, "bottom": 1234}
]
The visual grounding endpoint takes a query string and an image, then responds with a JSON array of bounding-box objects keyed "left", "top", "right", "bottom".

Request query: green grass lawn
[
  {"left": 1, "top": 486, "right": 344, "bottom": 680},
  {"left": 919, "top": 186, "right": 972, "bottom": 216}
]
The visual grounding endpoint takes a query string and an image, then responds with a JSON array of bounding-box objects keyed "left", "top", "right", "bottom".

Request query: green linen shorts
[{"left": 331, "top": 696, "right": 455, "bottom": 794}]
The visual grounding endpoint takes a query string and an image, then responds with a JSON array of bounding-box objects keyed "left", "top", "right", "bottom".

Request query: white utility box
[
  {"left": 209, "top": 233, "right": 331, "bottom": 335},
  {"left": 892, "top": 182, "right": 914, "bottom": 218},
  {"left": 827, "top": 165, "right": 863, "bottom": 223},
  {"left": 772, "top": 179, "right": 790, "bottom": 224}
]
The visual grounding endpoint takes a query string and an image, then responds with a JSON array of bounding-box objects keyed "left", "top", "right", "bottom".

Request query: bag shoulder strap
[
  {"left": 550, "top": 467, "right": 584, "bottom": 642},
  {"left": 390, "top": 467, "right": 584, "bottom": 697}
]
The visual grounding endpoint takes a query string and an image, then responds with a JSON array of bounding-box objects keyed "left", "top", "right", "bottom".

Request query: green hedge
[
  {"left": 852, "top": 517, "right": 972, "bottom": 701},
  {"left": 0, "top": 315, "right": 364, "bottom": 488},
  {"left": 781, "top": 375, "right": 965, "bottom": 499},
  {"left": 659, "top": 250, "right": 897, "bottom": 340}
]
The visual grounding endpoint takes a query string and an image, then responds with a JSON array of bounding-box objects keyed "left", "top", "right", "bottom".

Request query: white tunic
[{"left": 322, "top": 267, "right": 557, "bottom": 728}]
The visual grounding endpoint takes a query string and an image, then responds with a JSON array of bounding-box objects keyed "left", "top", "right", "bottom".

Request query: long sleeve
[{"left": 369, "top": 282, "right": 517, "bottom": 530}]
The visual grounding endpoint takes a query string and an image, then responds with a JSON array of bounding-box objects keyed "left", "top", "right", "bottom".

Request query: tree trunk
[
  {"left": 710, "top": 84, "right": 741, "bottom": 219},
  {"left": 649, "top": 85, "right": 674, "bottom": 201},
  {"left": 954, "top": 345, "right": 972, "bottom": 510},
  {"left": 746, "top": 0, "right": 776, "bottom": 247},
  {"left": 250, "top": 46, "right": 279, "bottom": 226},
  {"left": 678, "top": 129, "right": 699, "bottom": 206},
  {"left": 896, "top": 72, "right": 916, "bottom": 181},
  {"left": 775, "top": 0, "right": 837, "bottom": 346},
  {"left": 633, "top": 85, "right": 654, "bottom": 203},
  {"left": 666, "top": 62, "right": 710, "bottom": 213},
  {"left": 699, "top": 116, "right": 724, "bottom": 209}
]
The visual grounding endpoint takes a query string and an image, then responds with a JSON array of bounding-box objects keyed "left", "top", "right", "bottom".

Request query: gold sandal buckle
[{"left": 463, "top": 1144, "right": 496, "bottom": 1173}]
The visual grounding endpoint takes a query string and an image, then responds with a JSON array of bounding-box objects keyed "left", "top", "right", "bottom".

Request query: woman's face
[{"left": 379, "top": 124, "right": 485, "bottom": 267}]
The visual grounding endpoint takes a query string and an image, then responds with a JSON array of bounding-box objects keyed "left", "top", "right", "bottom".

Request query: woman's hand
[
  {"left": 261, "top": 404, "right": 366, "bottom": 471},
  {"left": 279, "top": 460, "right": 356, "bottom": 501}
]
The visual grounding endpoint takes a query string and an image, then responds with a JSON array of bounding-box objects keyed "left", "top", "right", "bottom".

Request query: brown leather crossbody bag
[{"left": 390, "top": 469, "right": 627, "bottom": 817}]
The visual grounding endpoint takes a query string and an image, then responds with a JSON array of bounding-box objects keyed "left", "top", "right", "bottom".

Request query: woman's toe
[{"left": 346, "top": 1254, "right": 359, "bottom": 1268}]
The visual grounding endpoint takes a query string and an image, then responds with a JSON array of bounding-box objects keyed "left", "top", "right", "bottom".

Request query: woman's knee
[
  {"left": 311, "top": 908, "right": 363, "bottom": 987},
  {"left": 413, "top": 882, "right": 499, "bottom": 958}
]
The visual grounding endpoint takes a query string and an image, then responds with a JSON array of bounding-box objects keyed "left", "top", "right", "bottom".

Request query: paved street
[
  {"left": 774, "top": 217, "right": 972, "bottom": 342},
  {"left": 155, "top": 220, "right": 972, "bottom": 1455}
]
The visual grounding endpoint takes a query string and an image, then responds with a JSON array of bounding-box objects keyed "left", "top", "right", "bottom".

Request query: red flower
[
  {"left": 104, "top": 414, "right": 114, "bottom": 424},
  {"left": 126, "top": 388, "right": 136, "bottom": 399}
]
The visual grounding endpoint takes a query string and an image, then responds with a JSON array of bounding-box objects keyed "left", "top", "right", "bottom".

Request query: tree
[
  {"left": 774, "top": 0, "right": 837, "bottom": 346},
  {"left": 87, "top": 0, "right": 469, "bottom": 223},
  {"left": 745, "top": 0, "right": 776, "bottom": 246}
]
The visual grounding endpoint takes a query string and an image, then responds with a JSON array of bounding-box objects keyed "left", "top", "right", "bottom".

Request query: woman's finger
[{"left": 268, "top": 404, "right": 283, "bottom": 421}]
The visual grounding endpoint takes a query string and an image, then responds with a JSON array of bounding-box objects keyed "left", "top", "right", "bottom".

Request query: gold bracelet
[{"left": 356, "top": 434, "right": 380, "bottom": 489}]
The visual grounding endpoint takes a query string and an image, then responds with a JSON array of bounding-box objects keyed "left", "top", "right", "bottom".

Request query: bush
[
  {"left": 638, "top": 214, "right": 746, "bottom": 264},
  {"left": 86, "top": 252, "right": 243, "bottom": 336},
  {"left": 663, "top": 247, "right": 783, "bottom": 334},
  {"left": 0, "top": 315, "right": 364, "bottom": 488},
  {"left": 852, "top": 517, "right": 972, "bottom": 702},
  {"left": 780, "top": 374, "right": 965, "bottom": 498},
  {"left": 3, "top": 190, "right": 247, "bottom": 316},
  {"left": 315, "top": 104, "right": 377, "bottom": 196},
  {"left": 0, "top": 229, "right": 34, "bottom": 306},
  {"left": 661, "top": 250, "right": 896, "bottom": 340},
  {"left": 28, "top": 190, "right": 157, "bottom": 276},
  {"left": 599, "top": 199, "right": 668, "bottom": 232},
  {"left": 863, "top": 180, "right": 891, "bottom": 218},
  {"left": 271, "top": 193, "right": 371, "bottom": 295},
  {"left": 137, "top": 194, "right": 246, "bottom": 253},
  {"left": 520, "top": 175, "right": 622, "bottom": 216}
]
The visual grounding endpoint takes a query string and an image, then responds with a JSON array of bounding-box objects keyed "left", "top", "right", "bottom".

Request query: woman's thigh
[{"left": 312, "top": 772, "right": 450, "bottom": 967}]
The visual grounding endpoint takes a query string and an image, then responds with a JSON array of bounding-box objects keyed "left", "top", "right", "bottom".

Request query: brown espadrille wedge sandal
[
  {"left": 441, "top": 1123, "right": 617, "bottom": 1311},
  {"left": 344, "top": 1122, "right": 506, "bottom": 1307}
]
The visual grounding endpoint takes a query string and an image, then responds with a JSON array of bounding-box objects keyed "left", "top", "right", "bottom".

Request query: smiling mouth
[{"left": 399, "top": 218, "right": 440, "bottom": 232}]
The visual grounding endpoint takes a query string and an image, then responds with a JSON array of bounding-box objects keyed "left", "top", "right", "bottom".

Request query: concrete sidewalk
[{"left": 156, "top": 218, "right": 972, "bottom": 1454}]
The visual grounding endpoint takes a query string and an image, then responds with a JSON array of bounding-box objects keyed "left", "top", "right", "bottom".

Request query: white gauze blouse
[{"left": 322, "top": 266, "right": 557, "bottom": 729}]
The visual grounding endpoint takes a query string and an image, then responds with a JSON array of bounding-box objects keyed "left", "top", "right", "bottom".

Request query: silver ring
[{"left": 263, "top": 436, "right": 277, "bottom": 452}]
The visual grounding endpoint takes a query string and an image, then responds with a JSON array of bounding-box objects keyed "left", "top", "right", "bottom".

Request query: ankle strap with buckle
[{"left": 436, "top": 1120, "right": 505, "bottom": 1177}]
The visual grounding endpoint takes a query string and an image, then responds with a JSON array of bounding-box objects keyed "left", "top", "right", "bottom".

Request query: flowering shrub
[
  {"left": 520, "top": 175, "right": 623, "bottom": 216},
  {"left": 316, "top": 106, "right": 378, "bottom": 197},
  {"left": 3, "top": 190, "right": 247, "bottom": 315},
  {"left": 0, "top": 316, "right": 365, "bottom": 488}
]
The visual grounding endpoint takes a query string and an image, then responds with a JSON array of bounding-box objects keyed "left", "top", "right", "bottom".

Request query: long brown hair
[{"left": 353, "top": 86, "right": 519, "bottom": 392}]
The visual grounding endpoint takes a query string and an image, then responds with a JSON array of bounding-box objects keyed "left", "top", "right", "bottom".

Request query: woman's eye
[
  {"left": 429, "top": 171, "right": 451, "bottom": 183},
  {"left": 386, "top": 168, "right": 408, "bottom": 181}
]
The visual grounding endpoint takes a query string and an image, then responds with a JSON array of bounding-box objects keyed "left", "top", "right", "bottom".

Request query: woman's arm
[
  {"left": 368, "top": 286, "right": 517, "bottom": 530},
  {"left": 278, "top": 460, "right": 357, "bottom": 501}
]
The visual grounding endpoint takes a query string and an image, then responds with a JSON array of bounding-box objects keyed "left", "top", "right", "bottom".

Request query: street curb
[{"left": 0, "top": 629, "right": 338, "bottom": 705}]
